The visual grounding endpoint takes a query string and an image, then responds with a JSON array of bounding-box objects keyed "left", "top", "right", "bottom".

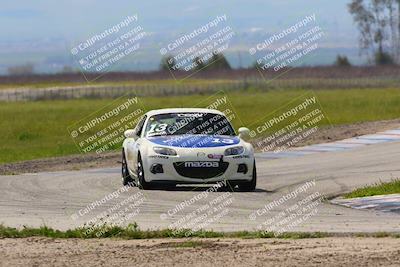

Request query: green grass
[
  {"left": 0, "top": 224, "right": 398, "bottom": 239},
  {"left": 0, "top": 223, "right": 331, "bottom": 239},
  {"left": 0, "top": 88, "right": 399, "bottom": 163},
  {"left": 170, "top": 240, "right": 207, "bottom": 248},
  {"left": 344, "top": 179, "right": 400, "bottom": 198}
]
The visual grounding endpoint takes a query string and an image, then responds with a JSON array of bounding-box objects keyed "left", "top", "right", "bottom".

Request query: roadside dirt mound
[{"left": 0, "top": 237, "right": 399, "bottom": 266}]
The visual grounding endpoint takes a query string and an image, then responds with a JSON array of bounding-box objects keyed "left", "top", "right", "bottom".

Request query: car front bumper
[{"left": 141, "top": 151, "right": 254, "bottom": 184}]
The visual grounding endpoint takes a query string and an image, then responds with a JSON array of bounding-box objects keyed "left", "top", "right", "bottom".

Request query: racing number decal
[
  {"left": 148, "top": 123, "right": 168, "bottom": 134},
  {"left": 211, "top": 138, "right": 235, "bottom": 144}
]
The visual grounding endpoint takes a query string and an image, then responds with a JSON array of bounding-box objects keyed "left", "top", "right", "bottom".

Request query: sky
[{"left": 0, "top": 0, "right": 360, "bottom": 73}]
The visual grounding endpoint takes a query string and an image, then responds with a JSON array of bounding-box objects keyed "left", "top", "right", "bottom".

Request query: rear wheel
[
  {"left": 239, "top": 161, "right": 257, "bottom": 191},
  {"left": 137, "top": 154, "right": 152, "bottom": 190},
  {"left": 122, "top": 149, "right": 134, "bottom": 186}
]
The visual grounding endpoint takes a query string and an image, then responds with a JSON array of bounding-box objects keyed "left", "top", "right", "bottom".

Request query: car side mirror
[
  {"left": 124, "top": 129, "right": 137, "bottom": 139},
  {"left": 238, "top": 127, "right": 250, "bottom": 138}
]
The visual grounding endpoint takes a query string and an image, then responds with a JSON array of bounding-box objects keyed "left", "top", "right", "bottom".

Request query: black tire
[
  {"left": 137, "top": 154, "right": 152, "bottom": 190},
  {"left": 239, "top": 161, "right": 257, "bottom": 191},
  {"left": 161, "top": 183, "right": 177, "bottom": 190},
  {"left": 223, "top": 180, "right": 236, "bottom": 192},
  {"left": 122, "top": 149, "right": 134, "bottom": 186}
]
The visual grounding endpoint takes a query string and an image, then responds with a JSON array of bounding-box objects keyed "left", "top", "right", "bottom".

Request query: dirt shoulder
[
  {"left": 1, "top": 119, "right": 400, "bottom": 175},
  {"left": 0, "top": 151, "right": 120, "bottom": 175},
  {"left": 0, "top": 237, "right": 399, "bottom": 267}
]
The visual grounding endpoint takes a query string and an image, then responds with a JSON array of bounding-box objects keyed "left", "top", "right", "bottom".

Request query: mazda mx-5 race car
[{"left": 121, "top": 108, "right": 256, "bottom": 190}]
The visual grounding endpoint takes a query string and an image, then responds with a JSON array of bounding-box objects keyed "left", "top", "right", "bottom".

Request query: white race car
[{"left": 121, "top": 108, "right": 256, "bottom": 190}]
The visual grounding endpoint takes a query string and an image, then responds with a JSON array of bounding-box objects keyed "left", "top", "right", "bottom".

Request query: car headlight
[
  {"left": 224, "top": 146, "right": 244, "bottom": 156},
  {"left": 153, "top": 147, "right": 177, "bottom": 156}
]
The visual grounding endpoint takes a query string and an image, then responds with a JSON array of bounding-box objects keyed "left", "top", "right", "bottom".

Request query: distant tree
[
  {"left": 61, "top": 65, "right": 74, "bottom": 73},
  {"left": 250, "top": 61, "right": 263, "bottom": 70},
  {"left": 7, "top": 63, "right": 34, "bottom": 76},
  {"left": 160, "top": 55, "right": 177, "bottom": 71},
  {"left": 190, "top": 53, "right": 231, "bottom": 71},
  {"left": 206, "top": 53, "right": 231, "bottom": 70},
  {"left": 375, "top": 51, "right": 394, "bottom": 64},
  {"left": 348, "top": 0, "right": 399, "bottom": 65},
  {"left": 334, "top": 55, "right": 351, "bottom": 66},
  {"left": 193, "top": 56, "right": 206, "bottom": 71}
]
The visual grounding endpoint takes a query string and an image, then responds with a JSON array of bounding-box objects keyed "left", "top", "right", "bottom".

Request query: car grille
[{"left": 173, "top": 161, "right": 229, "bottom": 179}]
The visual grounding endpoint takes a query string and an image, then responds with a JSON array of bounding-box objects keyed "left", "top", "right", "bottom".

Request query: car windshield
[{"left": 145, "top": 112, "right": 236, "bottom": 137}]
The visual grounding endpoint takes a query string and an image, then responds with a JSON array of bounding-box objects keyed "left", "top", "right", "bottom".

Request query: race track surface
[{"left": 0, "top": 141, "right": 399, "bottom": 233}]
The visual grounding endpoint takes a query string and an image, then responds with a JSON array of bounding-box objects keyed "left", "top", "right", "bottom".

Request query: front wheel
[
  {"left": 239, "top": 160, "right": 257, "bottom": 191},
  {"left": 122, "top": 149, "right": 134, "bottom": 186},
  {"left": 137, "top": 154, "right": 152, "bottom": 190}
]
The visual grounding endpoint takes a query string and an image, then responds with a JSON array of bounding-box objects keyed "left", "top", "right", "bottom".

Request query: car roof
[{"left": 144, "top": 108, "right": 225, "bottom": 117}]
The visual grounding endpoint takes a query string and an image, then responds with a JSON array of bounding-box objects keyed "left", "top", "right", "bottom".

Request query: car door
[{"left": 126, "top": 115, "right": 146, "bottom": 175}]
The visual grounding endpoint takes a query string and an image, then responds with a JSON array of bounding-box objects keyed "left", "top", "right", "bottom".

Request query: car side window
[{"left": 135, "top": 115, "right": 147, "bottom": 137}]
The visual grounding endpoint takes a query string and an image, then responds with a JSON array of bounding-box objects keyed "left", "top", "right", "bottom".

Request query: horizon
[{"left": 0, "top": 0, "right": 362, "bottom": 75}]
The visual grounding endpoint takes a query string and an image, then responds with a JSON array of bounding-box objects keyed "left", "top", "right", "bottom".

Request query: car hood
[{"left": 147, "top": 134, "right": 240, "bottom": 148}]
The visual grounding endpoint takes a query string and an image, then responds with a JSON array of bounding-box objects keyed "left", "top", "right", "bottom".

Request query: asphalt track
[{"left": 0, "top": 137, "right": 399, "bottom": 233}]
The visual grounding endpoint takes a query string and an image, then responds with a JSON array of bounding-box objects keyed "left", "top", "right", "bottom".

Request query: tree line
[
  {"left": 349, "top": 0, "right": 400, "bottom": 65},
  {"left": 160, "top": 52, "right": 231, "bottom": 72},
  {"left": 9, "top": 1, "right": 400, "bottom": 76}
]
